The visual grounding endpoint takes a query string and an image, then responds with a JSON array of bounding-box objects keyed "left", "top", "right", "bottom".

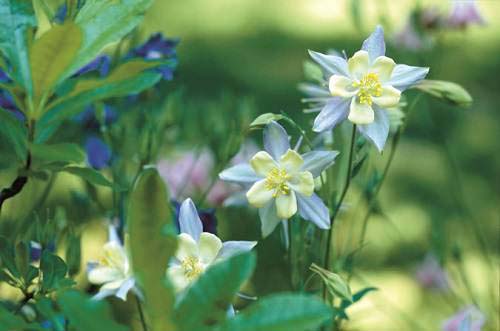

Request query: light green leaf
[
  {"left": 0, "top": 0, "right": 36, "bottom": 95},
  {"left": 250, "top": 113, "right": 284, "bottom": 128},
  {"left": 128, "top": 167, "right": 177, "bottom": 331},
  {"left": 217, "top": 294, "right": 331, "bottom": 331},
  {"left": 175, "top": 253, "right": 256, "bottom": 330},
  {"left": 0, "top": 109, "right": 28, "bottom": 162},
  {"left": 31, "top": 142, "right": 85, "bottom": 166},
  {"left": 414, "top": 79, "right": 473, "bottom": 108},
  {"left": 58, "top": 291, "right": 128, "bottom": 331},
  {"left": 69, "top": 0, "right": 154, "bottom": 75},
  {"left": 39, "top": 60, "right": 164, "bottom": 127},
  {"left": 310, "top": 263, "right": 352, "bottom": 302},
  {"left": 29, "top": 21, "right": 83, "bottom": 105},
  {"left": 61, "top": 166, "right": 116, "bottom": 188}
]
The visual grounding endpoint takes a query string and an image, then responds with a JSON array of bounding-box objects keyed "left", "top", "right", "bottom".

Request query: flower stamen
[
  {"left": 353, "top": 72, "right": 382, "bottom": 106},
  {"left": 265, "top": 168, "right": 291, "bottom": 197},
  {"left": 181, "top": 256, "right": 204, "bottom": 280}
]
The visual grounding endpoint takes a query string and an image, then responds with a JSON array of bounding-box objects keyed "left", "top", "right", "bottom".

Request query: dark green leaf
[
  {"left": 31, "top": 143, "right": 85, "bottom": 166},
  {"left": 66, "top": 233, "right": 81, "bottom": 277},
  {"left": 35, "top": 298, "right": 65, "bottom": 331},
  {"left": 0, "top": 236, "right": 20, "bottom": 281},
  {"left": 0, "top": 109, "right": 28, "bottom": 162},
  {"left": 61, "top": 166, "right": 116, "bottom": 188},
  {"left": 0, "top": 304, "right": 43, "bottom": 331},
  {"left": 0, "top": 0, "right": 36, "bottom": 95},
  {"left": 128, "top": 167, "right": 177, "bottom": 331},
  {"left": 58, "top": 291, "right": 128, "bottom": 331},
  {"left": 217, "top": 294, "right": 331, "bottom": 331},
  {"left": 175, "top": 253, "right": 256, "bottom": 329},
  {"left": 14, "top": 241, "right": 30, "bottom": 284},
  {"left": 40, "top": 251, "right": 69, "bottom": 292}
]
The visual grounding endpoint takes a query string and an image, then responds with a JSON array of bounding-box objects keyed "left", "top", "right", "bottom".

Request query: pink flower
[
  {"left": 442, "top": 305, "right": 485, "bottom": 331},
  {"left": 394, "top": 22, "right": 425, "bottom": 51},
  {"left": 415, "top": 254, "right": 450, "bottom": 291},
  {"left": 447, "top": 0, "right": 486, "bottom": 29}
]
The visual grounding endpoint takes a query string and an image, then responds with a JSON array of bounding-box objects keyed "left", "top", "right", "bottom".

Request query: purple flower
[
  {"left": 128, "top": 33, "right": 179, "bottom": 81},
  {"left": 29, "top": 241, "right": 42, "bottom": 261},
  {"left": 415, "top": 254, "right": 450, "bottom": 291},
  {"left": 74, "top": 104, "right": 117, "bottom": 129},
  {"left": 447, "top": 0, "right": 486, "bottom": 29},
  {"left": 72, "top": 55, "right": 111, "bottom": 77},
  {"left": 0, "top": 68, "right": 9, "bottom": 83},
  {"left": 85, "top": 136, "right": 112, "bottom": 169},
  {"left": 172, "top": 200, "right": 218, "bottom": 235},
  {"left": 442, "top": 305, "right": 485, "bottom": 331}
]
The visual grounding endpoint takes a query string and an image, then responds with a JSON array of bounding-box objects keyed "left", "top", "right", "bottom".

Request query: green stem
[
  {"left": 135, "top": 296, "right": 148, "bottom": 331},
  {"left": 322, "top": 124, "right": 357, "bottom": 301}
]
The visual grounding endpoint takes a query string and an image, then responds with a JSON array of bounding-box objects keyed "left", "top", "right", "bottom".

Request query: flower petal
[
  {"left": 329, "top": 75, "right": 357, "bottom": 97},
  {"left": 372, "top": 85, "right": 401, "bottom": 108},
  {"left": 388, "top": 64, "right": 429, "bottom": 91},
  {"left": 167, "top": 265, "right": 189, "bottom": 292},
  {"left": 179, "top": 198, "right": 203, "bottom": 241},
  {"left": 115, "top": 277, "right": 135, "bottom": 301},
  {"left": 92, "top": 288, "right": 116, "bottom": 301},
  {"left": 361, "top": 25, "right": 386, "bottom": 60},
  {"left": 308, "top": 50, "right": 349, "bottom": 76},
  {"left": 348, "top": 98, "right": 375, "bottom": 124},
  {"left": 250, "top": 151, "right": 278, "bottom": 177},
  {"left": 176, "top": 233, "right": 198, "bottom": 261},
  {"left": 312, "top": 97, "right": 350, "bottom": 132},
  {"left": 279, "top": 149, "right": 304, "bottom": 173},
  {"left": 348, "top": 50, "right": 369, "bottom": 79},
  {"left": 219, "top": 164, "right": 261, "bottom": 183},
  {"left": 288, "top": 171, "right": 314, "bottom": 196},
  {"left": 102, "top": 242, "right": 128, "bottom": 270},
  {"left": 275, "top": 191, "right": 297, "bottom": 219},
  {"left": 246, "top": 179, "right": 274, "bottom": 208},
  {"left": 259, "top": 201, "right": 282, "bottom": 237},
  {"left": 88, "top": 266, "right": 122, "bottom": 285},
  {"left": 301, "top": 150, "right": 339, "bottom": 177},
  {"left": 371, "top": 56, "right": 396, "bottom": 82},
  {"left": 297, "top": 193, "right": 330, "bottom": 229},
  {"left": 198, "top": 232, "right": 223, "bottom": 264},
  {"left": 264, "top": 121, "right": 290, "bottom": 160},
  {"left": 216, "top": 241, "right": 258, "bottom": 260},
  {"left": 357, "top": 107, "right": 390, "bottom": 152}
]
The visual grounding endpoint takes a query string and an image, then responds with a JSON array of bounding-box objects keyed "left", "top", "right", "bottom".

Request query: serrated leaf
[
  {"left": 29, "top": 21, "right": 82, "bottom": 104},
  {"left": 61, "top": 166, "right": 116, "bottom": 188},
  {"left": 31, "top": 143, "right": 85, "bottom": 166},
  {"left": 217, "top": 294, "right": 331, "bottom": 331},
  {"left": 175, "top": 253, "right": 256, "bottom": 329},
  {"left": 0, "top": 0, "right": 36, "bottom": 95},
  {"left": 128, "top": 167, "right": 177, "bottom": 331},
  {"left": 58, "top": 291, "right": 128, "bottom": 331},
  {"left": 0, "top": 109, "right": 28, "bottom": 162}
]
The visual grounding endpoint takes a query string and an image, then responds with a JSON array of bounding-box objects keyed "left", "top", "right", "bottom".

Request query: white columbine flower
[
  {"left": 306, "top": 25, "right": 429, "bottom": 151},
  {"left": 87, "top": 226, "right": 137, "bottom": 301},
  {"left": 219, "top": 121, "right": 338, "bottom": 237},
  {"left": 167, "top": 198, "right": 257, "bottom": 292}
]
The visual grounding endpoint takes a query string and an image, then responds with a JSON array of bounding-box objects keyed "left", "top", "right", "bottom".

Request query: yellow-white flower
[
  {"left": 87, "top": 226, "right": 136, "bottom": 301},
  {"left": 167, "top": 199, "right": 256, "bottom": 292}
]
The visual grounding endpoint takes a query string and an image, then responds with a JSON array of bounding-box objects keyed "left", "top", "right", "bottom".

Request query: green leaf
[
  {"left": 14, "top": 241, "right": 30, "bottom": 284},
  {"left": 40, "top": 251, "right": 69, "bottom": 292},
  {"left": 39, "top": 60, "right": 164, "bottom": 127},
  {"left": 29, "top": 21, "right": 83, "bottom": 105},
  {"left": 0, "top": 236, "right": 20, "bottom": 281},
  {"left": 0, "top": 109, "right": 28, "bottom": 162},
  {"left": 310, "top": 263, "right": 352, "bottom": 302},
  {"left": 175, "top": 253, "right": 256, "bottom": 329},
  {"left": 414, "top": 79, "right": 473, "bottom": 108},
  {"left": 303, "top": 60, "right": 323, "bottom": 83},
  {"left": 66, "top": 232, "right": 81, "bottom": 277},
  {"left": 31, "top": 143, "right": 85, "bottom": 166},
  {"left": 61, "top": 166, "right": 116, "bottom": 188},
  {"left": 69, "top": 0, "right": 154, "bottom": 75},
  {"left": 35, "top": 298, "right": 65, "bottom": 331},
  {"left": 128, "top": 167, "right": 177, "bottom": 331},
  {"left": 58, "top": 291, "right": 128, "bottom": 331},
  {"left": 217, "top": 294, "right": 331, "bottom": 331},
  {"left": 0, "top": 304, "right": 43, "bottom": 331},
  {"left": 0, "top": 0, "right": 36, "bottom": 95},
  {"left": 250, "top": 113, "right": 284, "bottom": 128}
]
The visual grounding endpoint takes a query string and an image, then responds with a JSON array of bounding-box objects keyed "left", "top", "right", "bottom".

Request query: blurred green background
[{"left": 1, "top": 0, "right": 499, "bottom": 330}]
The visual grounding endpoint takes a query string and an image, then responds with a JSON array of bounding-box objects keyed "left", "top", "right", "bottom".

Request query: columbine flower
[
  {"left": 307, "top": 26, "right": 429, "bottom": 151},
  {"left": 72, "top": 55, "right": 111, "bottom": 77},
  {"left": 85, "top": 136, "right": 112, "bottom": 169},
  {"left": 172, "top": 200, "right": 218, "bottom": 235},
  {"left": 415, "top": 254, "right": 450, "bottom": 291},
  {"left": 447, "top": 0, "right": 486, "bottom": 29},
  {"left": 442, "top": 305, "right": 485, "bottom": 331},
  {"left": 219, "top": 121, "right": 338, "bottom": 236},
  {"left": 87, "top": 226, "right": 136, "bottom": 301},
  {"left": 167, "top": 199, "right": 257, "bottom": 292}
]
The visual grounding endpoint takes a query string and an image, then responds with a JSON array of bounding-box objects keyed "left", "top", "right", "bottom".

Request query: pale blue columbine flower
[
  {"left": 447, "top": 0, "right": 486, "bottom": 29},
  {"left": 167, "top": 198, "right": 257, "bottom": 292},
  {"left": 87, "top": 225, "right": 138, "bottom": 301},
  {"left": 219, "top": 121, "right": 338, "bottom": 237},
  {"left": 442, "top": 305, "right": 485, "bottom": 331},
  {"left": 306, "top": 26, "right": 429, "bottom": 151}
]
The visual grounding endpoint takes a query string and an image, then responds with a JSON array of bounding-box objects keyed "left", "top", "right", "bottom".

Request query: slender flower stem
[
  {"left": 322, "top": 124, "right": 357, "bottom": 301},
  {"left": 135, "top": 296, "right": 148, "bottom": 331}
]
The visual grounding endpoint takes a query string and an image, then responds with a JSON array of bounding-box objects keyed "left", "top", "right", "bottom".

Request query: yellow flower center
[
  {"left": 265, "top": 167, "right": 291, "bottom": 197},
  {"left": 353, "top": 72, "right": 382, "bottom": 106},
  {"left": 181, "top": 256, "right": 204, "bottom": 280}
]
